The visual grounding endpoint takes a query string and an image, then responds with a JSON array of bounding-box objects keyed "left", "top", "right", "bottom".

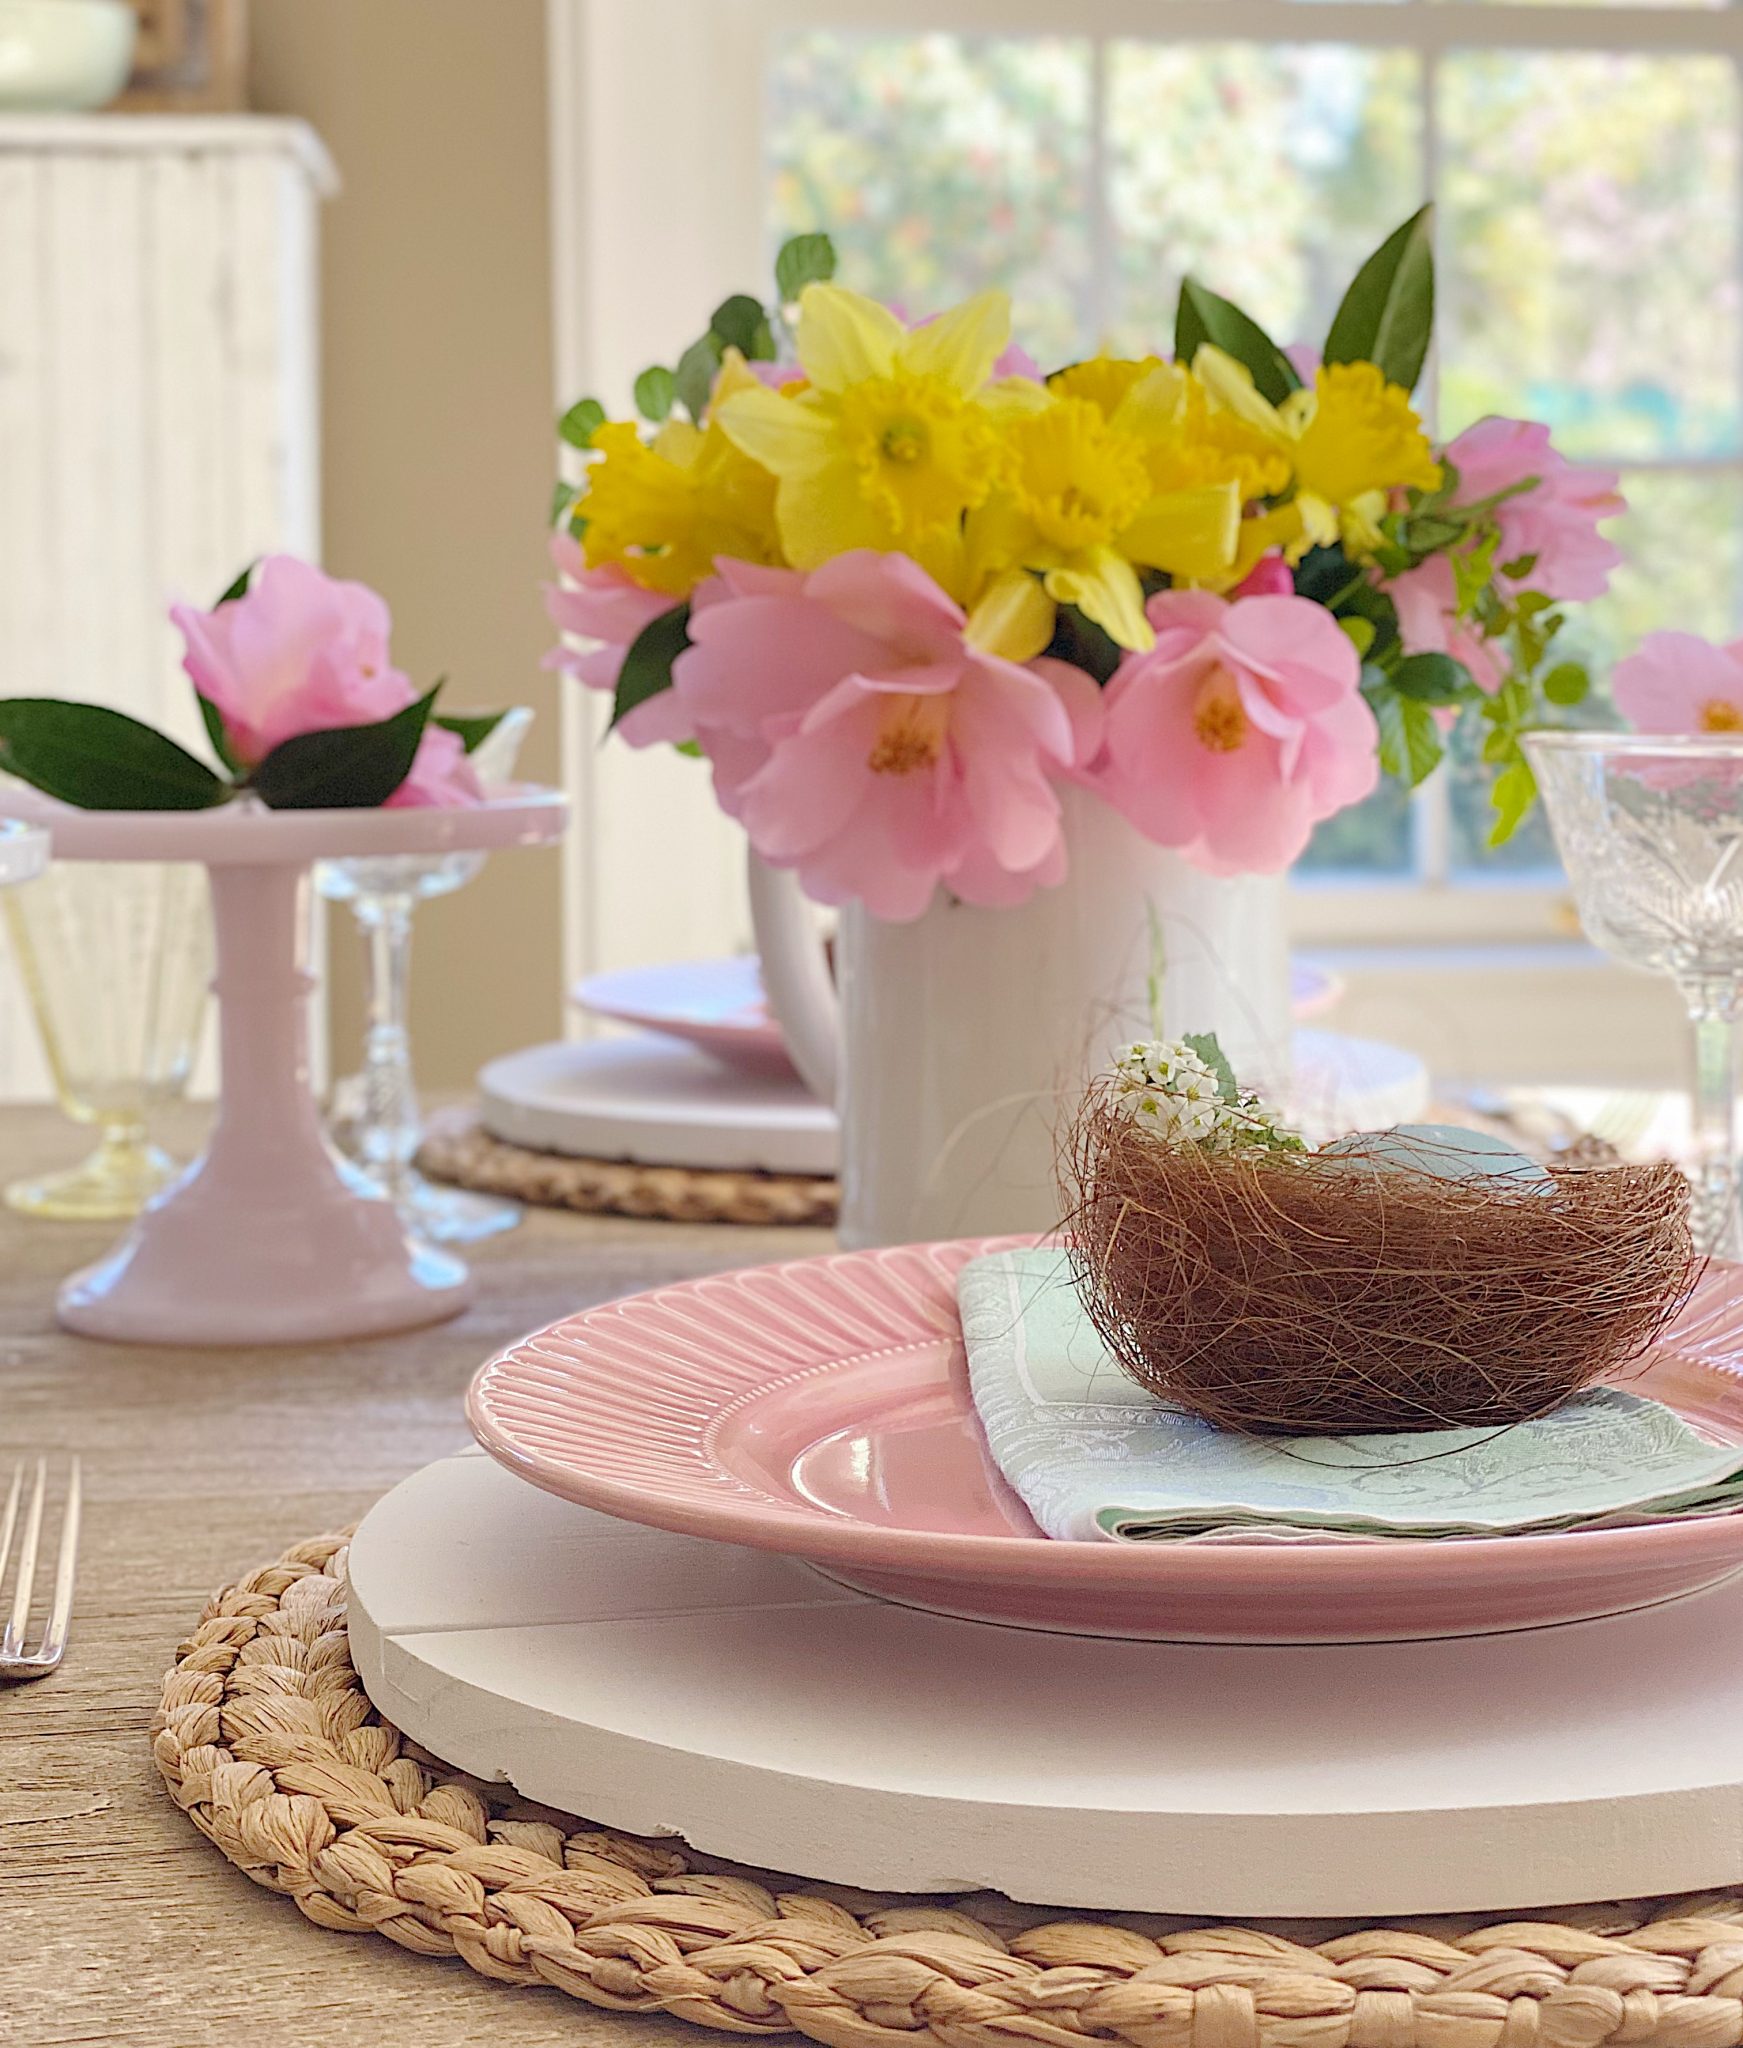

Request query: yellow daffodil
[
  {"left": 1192, "top": 346, "right": 1440, "bottom": 561},
  {"left": 1288, "top": 360, "right": 1442, "bottom": 554},
  {"left": 578, "top": 353, "right": 783, "bottom": 597},
  {"left": 715, "top": 283, "right": 1011, "bottom": 569},
  {"left": 1048, "top": 356, "right": 1166, "bottom": 419},
  {"left": 964, "top": 376, "right": 1243, "bottom": 650}
]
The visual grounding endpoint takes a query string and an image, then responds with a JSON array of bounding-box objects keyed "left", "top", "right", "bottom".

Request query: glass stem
[
  {"left": 356, "top": 892, "right": 420, "bottom": 1205},
  {"left": 1684, "top": 979, "right": 1742, "bottom": 1260}
]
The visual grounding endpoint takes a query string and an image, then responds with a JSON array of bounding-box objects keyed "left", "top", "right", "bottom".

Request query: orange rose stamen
[
  {"left": 1700, "top": 699, "right": 1743, "bottom": 733},
  {"left": 1193, "top": 670, "right": 1247, "bottom": 754}
]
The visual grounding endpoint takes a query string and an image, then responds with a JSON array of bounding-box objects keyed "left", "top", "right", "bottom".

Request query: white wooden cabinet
[{"left": 0, "top": 115, "right": 334, "bottom": 1096}]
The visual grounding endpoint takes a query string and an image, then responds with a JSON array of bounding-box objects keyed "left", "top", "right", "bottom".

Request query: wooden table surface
[{"left": 0, "top": 1104, "right": 832, "bottom": 2046}]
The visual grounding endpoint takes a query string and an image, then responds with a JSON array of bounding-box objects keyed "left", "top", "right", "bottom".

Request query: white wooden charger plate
[{"left": 349, "top": 1449, "right": 1743, "bottom": 1920}]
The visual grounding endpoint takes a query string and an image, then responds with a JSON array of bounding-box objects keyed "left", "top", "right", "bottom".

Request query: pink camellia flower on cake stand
[
  {"left": 672, "top": 550, "right": 1097, "bottom": 922},
  {"left": 1093, "top": 590, "right": 1379, "bottom": 875},
  {"left": 173, "top": 554, "right": 484, "bottom": 807}
]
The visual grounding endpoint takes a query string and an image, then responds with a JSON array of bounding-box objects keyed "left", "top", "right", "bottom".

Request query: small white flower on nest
[{"left": 1109, "top": 1037, "right": 1300, "bottom": 1154}]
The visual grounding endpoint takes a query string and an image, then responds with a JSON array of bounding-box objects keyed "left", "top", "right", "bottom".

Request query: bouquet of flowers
[
  {"left": 550, "top": 213, "right": 1623, "bottom": 920},
  {"left": 0, "top": 556, "right": 500, "bottom": 811}
]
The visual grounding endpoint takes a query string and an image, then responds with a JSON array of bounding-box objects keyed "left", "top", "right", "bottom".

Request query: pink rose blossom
[
  {"left": 172, "top": 554, "right": 482, "bottom": 808},
  {"left": 1446, "top": 417, "right": 1624, "bottom": 601},
  {"left": 672, "top": 550, "right": 1093, "bottom": 920},
  {"left": 172, "top": 554, "right": 415, "bottom": 768},
  {"left": 1613, "top": 631, "right": 1743, "bottom": 736},
  {"left": 1094, "top": 589, "right": 1378, "bottom": 875},
  {"left": 544, "top": 534, "right": 693, "bottom": 747},
  {"left": 1389, "top": 555, "right": 1504, "bottom": 696}
]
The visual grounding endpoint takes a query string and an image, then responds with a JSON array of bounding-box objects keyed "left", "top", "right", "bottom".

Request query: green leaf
[
  {"left": 675, "top": 335, "right": 724, "bottom": 423},
  {"left": 1543, "top": 662, "right": 1590, "bottom": 709},
  {"left": 435, "top": 710, "right": 508, "bottom": 755},
  {"left": 558, "top": 397, "right": 606, "bottom": 450},
  {"left": 197, "top": 693, "right": 244, "bottom": 777},
  {"left": 674, "top": 738, "right": 704, "bottom": 760},
  {"left": 1339, "top": 616, "right": 1377, "bottom": 659},
  {"left": 1174, "top": 279, "right": 1299, "bottom": 407},
  {"left": 1322, "top": 204, "right": 1435, "bottom": 394},
  {"left": 250, "top": 689, "right": 438, "bottom": 810},
  {"left": 710, "top": 294, "right": 776, "bottom": 362},
  {"left": 1392, "top": 651, "right": 1474, "bottom": 705},
  {"left": 214, "top": 561, "right": 256, "bottom": 607},
  {"left": 1499, "top": 552, "right": 1539, "bottom": 583},
  {"left": 0, "top": 700, "right": 232, "bottom": 810},
  {"left": 549, "top": 479, "right": 576, "bottom": 528},
  {"left": 1182, "top": 1030, "right": 1240, "bottom": 1103},
  {"left": 612, "top": 603, "right": 692, "bottom": 730},
  {"left": 775, "top": 232, "right": 837, "bottom": 304},
  {"left": 1372, "top": 691, "right": 1445, "bottom": 787},
  {"left": 1489, "top": 758, "right": 1538, "bottom": 847},
  {"left": 633, "top": 366, "right": 677, "bottom": 424}
]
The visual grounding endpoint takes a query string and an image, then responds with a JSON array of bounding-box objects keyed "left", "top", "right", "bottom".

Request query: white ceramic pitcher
[{"left": 749, "top": 786, "right": 1292, "bottom": 1248}]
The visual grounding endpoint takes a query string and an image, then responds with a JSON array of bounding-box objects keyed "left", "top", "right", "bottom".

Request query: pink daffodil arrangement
[
  {"left": 549, "top": 220, "right": 1622, "bottom": 919},
  {"left": 0, "top": 555, "right": 504, "bottom": 811}
]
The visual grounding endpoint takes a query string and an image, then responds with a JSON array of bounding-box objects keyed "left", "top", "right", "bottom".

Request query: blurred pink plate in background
[
  {"left": 574, "top": 956, "right": 1344, "bottom": 1075},
  {"left": 469, "top": 1239, "right": 1743, "bottom": 1645}
]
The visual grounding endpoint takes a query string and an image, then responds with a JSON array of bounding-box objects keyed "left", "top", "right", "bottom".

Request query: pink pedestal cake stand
[{"left": 17, "top": 792, "right": 565, "bottom": 1347}]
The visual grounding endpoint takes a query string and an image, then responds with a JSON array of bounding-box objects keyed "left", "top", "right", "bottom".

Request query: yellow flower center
[
  {"left": 833, "top": 373, "right": 1002, "bottom": 543},
  {"left": 879, "top": 418, "right": 929, "bottom": 465},
  {"left": 1193, "top": 669, "right": 1247, "bottom": 754},
  {"left": 1006, "top": 396, "right": 1152, "bottom": 555},
  {"left": 1287, "top": 362, "right": 1441, "bottom": 513},
  {"left": 1702, "top": 699, "right": 1743, "bottom": 733},
  {"left": 867, "top": 693, "right": 950, "bottom": 775}
]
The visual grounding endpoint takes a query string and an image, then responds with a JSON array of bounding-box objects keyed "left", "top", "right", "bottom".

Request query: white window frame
[{"left": 547, "top": 0, "right": 1743, "bottom": 988}]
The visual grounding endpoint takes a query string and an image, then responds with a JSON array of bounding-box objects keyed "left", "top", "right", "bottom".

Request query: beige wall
[{"left": 252, "top": 0, "right": 563, "bottom": 1089}]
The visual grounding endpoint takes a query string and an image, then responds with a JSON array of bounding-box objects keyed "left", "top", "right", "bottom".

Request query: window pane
[
  {"left": 1440, "top": 53, "right": 1740, "bottom": 460},
  {"left": 1448, "top": 470, "right": 1743, "bottom": 874},
  {"left": 767, "top": 33, "right": 1095, "bottom": 364},
  {"left": 1109, "top": 44, "right": 1423, "bottom": 354},
  {"left": 1296, "top": 777, "right": 1418, "bottom": 879}
]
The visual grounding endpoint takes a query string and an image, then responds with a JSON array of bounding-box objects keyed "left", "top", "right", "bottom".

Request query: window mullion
[{"left": 1087, "top": 35, "right": 1115, "bottom": 348}]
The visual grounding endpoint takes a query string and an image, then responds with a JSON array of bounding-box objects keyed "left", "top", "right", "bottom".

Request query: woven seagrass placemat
[
  {"left": 153, "top": 1529, "right": 1743, "bottom": 2045},
  {"left": 416, "top": 1110, "right": 838, "bottom": 1227}
]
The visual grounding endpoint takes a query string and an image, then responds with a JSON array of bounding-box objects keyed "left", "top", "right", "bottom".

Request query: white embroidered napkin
[{"left": 958, "top": 1246, "right": 1743, "bottom": 1543}]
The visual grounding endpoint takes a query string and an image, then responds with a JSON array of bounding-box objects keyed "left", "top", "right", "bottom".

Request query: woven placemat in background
[
  {"left": 153, "top": 1529, "right": 1743, "bottom": 2045},
  {"left": 417, "top": 1108, "right": 837, "bottom": 1227}
]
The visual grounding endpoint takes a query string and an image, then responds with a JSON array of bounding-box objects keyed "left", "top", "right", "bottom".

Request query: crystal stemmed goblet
[
  {"left": 4, "top": 860, "right": 212, "bottom": 1219},
  {"left": 316, "top": 710, "right": 533, "bottom": 1245},
  {"left": 1526, "top": 730, "right": 1743, "bottom": 1259}
]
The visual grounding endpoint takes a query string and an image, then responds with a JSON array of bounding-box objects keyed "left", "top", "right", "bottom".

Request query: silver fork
[{"left": 0, "top": 1459, "right": 81, "bottom": 1682}]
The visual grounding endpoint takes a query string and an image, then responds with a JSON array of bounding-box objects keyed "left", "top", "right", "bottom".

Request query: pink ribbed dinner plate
[{"left": 467, "top": 1240, "right": 1743, "bottom": 1643}]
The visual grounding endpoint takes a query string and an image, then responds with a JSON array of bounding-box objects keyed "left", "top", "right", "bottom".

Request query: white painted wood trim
[
  {"left": 0, "top": 118, "right": 330, "bottom": 1098},
  {"left": 0, "top": 114, "right": 338, "bottom": 191}
]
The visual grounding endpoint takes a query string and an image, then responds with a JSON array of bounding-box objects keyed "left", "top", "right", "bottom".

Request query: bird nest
[{"left": 1061, "top": 1085, "right": 1698, "bottom": 1435}]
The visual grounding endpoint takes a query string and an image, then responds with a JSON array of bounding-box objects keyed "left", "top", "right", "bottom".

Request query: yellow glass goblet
[{"left": 5, "top": 860, "right": 213, "bottom": 1220}]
